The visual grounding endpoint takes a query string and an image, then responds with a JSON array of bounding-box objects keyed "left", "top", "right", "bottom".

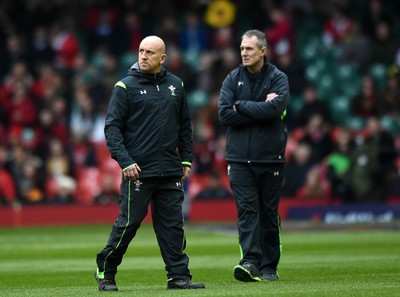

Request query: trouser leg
[
  {"left": 151, "top": 177, "right": 191, "bottom": 280},
  {"left": 96, "top": 178, "right": 153, "bottom": 280},
  {"left": 228, "top": 162, "right": 261, "bottom": 266},
  {"left": 256, "top": 164, "right": 284, "bottom": 274}
]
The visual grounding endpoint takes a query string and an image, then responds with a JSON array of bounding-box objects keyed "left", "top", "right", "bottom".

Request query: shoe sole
[
  {"left": 167, "top": 285, "right": 205, "bottom": 290},
  {"left": 94, "top": 272, "right": 118, "bottom": 291},
  {"left": 233, "top": 265, "right": 261, "bottom": 282},
  {"left": 262, "top": 276, "right": 279, "bottom": 281}
]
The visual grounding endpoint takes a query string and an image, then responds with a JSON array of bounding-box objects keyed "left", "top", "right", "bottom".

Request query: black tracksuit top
[
  {"left": 218, "top": 60, "right": 289, "bottom": 164},
  {"left": 104, "top": 63, "right": 193, "bottom": 178}
]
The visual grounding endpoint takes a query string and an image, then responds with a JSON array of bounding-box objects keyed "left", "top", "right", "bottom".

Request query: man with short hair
[
  {"left": 94, "top": 35, "right": 205, "bottom": 291},
  {"left": 218, "top": 29, "right": 289, "bottom": 282}
]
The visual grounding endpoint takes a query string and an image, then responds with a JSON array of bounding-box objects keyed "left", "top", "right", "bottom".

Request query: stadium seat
[
  {"left": 75, "top": 167, "right": 101, "bottom": 204},
  {"left": 299, "top": 36, "right": 323, "bottom": 63},
  {"left": 316, "top": 73, "right": 335, "bottom": 101},
  {"left": 329, "top": 95, "right": 351, "bottom": 125},
  {"left": 369, "top": 63, "right": 387, "bottom": 91},
  {"left": 188, "top": 174, "right": 211, "bottom": 199},
  {"left": 289, "top": 95, "right": 303, "bottom": 115},
  {"left": 380, "top": 116, "right": 400, "bottom": 136},
  {"left": 346, "top": 117, "right": 365, "bottom": 131},
  {"left": 187, "top": 90, "right": 210, "bottom": 109},
  {"left": 119, "top": 52, "right": 138, "bottom": 72}
]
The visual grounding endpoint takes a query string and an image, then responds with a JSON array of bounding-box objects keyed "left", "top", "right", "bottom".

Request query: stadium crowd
[{"left": 0, "top": 0, "right": 400, "bottom": 207}]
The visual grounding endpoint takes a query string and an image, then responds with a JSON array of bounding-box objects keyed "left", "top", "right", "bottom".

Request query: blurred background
[{"left": 0, "top": 0, "right": 399, "bottom": 223}]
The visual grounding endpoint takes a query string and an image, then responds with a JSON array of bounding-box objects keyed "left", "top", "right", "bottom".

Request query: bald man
[{"left": 94, "top": 36, "right": 204, "bottom": 291}]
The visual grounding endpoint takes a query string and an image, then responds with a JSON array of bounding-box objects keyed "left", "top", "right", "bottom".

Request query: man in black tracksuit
[
  {"left": 218, "top": 30, "right": 289, "bottom": 282},
  {"left": 94, "top": 36, "right": 204, "bottom": 291}
]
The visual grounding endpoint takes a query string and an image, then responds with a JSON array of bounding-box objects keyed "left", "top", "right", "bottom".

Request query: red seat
[{"left": 75, "top": 167, "right": 101, "bottom": 204}]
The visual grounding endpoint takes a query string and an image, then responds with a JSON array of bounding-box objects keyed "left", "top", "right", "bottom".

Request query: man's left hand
[{"left": 266, "top": 92, "right": 278, "bottom": 101}]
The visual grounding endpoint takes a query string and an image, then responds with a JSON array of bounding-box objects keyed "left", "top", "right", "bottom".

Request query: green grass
[{"left": 0, "top": 223, "right": 399, "bottom": 297}]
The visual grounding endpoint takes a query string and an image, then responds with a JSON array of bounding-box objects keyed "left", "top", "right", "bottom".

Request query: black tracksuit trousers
[
  {"left": 96, "top": 176, "right": 191, "bottom": 280},
  {"left": 228, "top": 162, "right": 284, "bottom": 275}
]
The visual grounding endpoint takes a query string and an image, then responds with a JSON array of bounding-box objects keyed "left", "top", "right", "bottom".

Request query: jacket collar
[{"left": 128, "top": 62, "right": 167, "bottom": 83}]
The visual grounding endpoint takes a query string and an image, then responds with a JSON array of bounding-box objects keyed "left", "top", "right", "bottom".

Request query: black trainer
[
  {"left": 233, "top": 262, "right": 261, "bottom": 282},
  {"left": 261, "top": 273, "right": 279, "bottom": 281},
  {"left": 167, "top": 277, "right": 205, "bottom": 289},
  {"left": 94, "top": 272, "right": 118, "bottom": 291}
]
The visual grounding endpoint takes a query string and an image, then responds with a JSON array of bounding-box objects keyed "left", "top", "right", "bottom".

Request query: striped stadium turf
[{"left": 0, "top": 223, "right": 399, "bottom": 297}]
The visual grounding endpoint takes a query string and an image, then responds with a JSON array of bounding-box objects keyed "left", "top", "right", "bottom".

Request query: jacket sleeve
[
  {"left": 218, "top": 72, "right": 255, "bottom": 127},
  {"left": 104, "top": 81, "right": 136, "bottom": 169},
  {"left": 234, "top": 71, "right": 289, "bottom": 121},
  {"left": 178, "top": 81, "right": 193, "bottom": 166}
]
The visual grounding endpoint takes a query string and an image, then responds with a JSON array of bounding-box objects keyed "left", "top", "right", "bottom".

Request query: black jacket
[
  {"left": 104, "top": 63, "right": 193, "bottom": 178},
  {"left": 218, "top": 60, "right": 289, "bottom": 164}
]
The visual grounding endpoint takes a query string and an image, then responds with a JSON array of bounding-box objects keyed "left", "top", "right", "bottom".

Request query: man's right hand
[{"left": 123, "top": 163, "right": 141, "bottom": 181}]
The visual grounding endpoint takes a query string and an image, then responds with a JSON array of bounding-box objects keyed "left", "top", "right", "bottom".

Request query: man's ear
[
  {"left": 160, "top": 54, "right": 167, "bottom": 64},
  {"left": 261, "top": 47, "right": 267, "bottom": 57}
]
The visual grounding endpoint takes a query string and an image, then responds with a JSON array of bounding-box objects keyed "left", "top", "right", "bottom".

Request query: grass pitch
[{"left": 0, "top": 223, "right": 399, "bottom": 297}]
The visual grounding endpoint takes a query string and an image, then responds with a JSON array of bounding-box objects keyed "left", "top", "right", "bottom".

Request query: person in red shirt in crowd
[
  {"left": 265, "top": 4, "right": 295, "bottom": 62},
  {"left": 322, "top": 6, "right": 354, "bottom": 47},
  {"left": 351, "top": 74, "right": 378, "bottom": 118}
]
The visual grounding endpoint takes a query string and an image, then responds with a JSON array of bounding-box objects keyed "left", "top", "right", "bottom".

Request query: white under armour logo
[
  {"left": 140, "top": 90, "right": 147, "bottom": 95},
  {"left": 274, "top": 171, "right": 280, "bottom": 176},
  {"left": 176, "top": 181, "right": 182, "bottom": 187},
  {"left": 238, "top": 81, "right": 244, "bottom": 86}
]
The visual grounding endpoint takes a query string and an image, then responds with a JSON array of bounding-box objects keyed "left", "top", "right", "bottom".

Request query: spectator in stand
[
  {"left": 368, "top": 20, "right": 398, "bottom": 67},
  {"left": 2, "top": 61, "right": 34, "bottom": 95},
  {"left": 326, "top": 127, "right": 355, "bottom": 201},
  {"left": 0, "top": 145, "right": 17, "bottom": 206},
  {"left": 180, "top": 12, "right": 208, "bottom": 56},
  {"left": 48, "top": 96, "right": 70, "bottom": 145},
  {"left": 195, "top": 51, "right": 215, "bottom": 93},
  {"left": 99, "top": 51, "right": 121, "bottom": 95},
  {"left": 282, "top": 142, "right": 313, "bottom": 197},
  {"left": 339, "top": 21, "right": 371, "bottom": 69},
  {"left": 299, "top": 114, "right": 334, "bottom": 165},
  {"left": 30, "top": 26, "right": 55, "bottom": 73},
  {"left": 32, "top": 64, "right": 66, "bottom": 110},
  {"left": 46, "top": 138, "right": 71, "bottom": 178},
  {"left": 94, "top": 173, "right": 120, "bottom": 205},
  {"left": 296, "top": 84, "right": 332, "bottom": 127},
  {"left": 264, "top": 4, "right": 295, "bottom": 62},
  {"left": 50, "top": 19, "right": 80, "bottom": 70},
  {"left": 15, "top": 150, "right": 45, "bottom": 204},
  {"left": 4, "top": 80, "right": 37, "bottom": 133},
  {"left": 351, "top": 74, "right": 378, "bottom": 118},
  {"left": 348, "top": 116, "right": 397, "bottom": 202},
  {"left": 322, "top": 6, "right": 354, "bottom": 48},
  {"left": 2, "top": 33, "right": 31, "bottom": 77},
  {"left": 70, "top": 86, "right": 105, "bottom": 144},
  {"left": 195, "top": 170, "right": 232, "bottom": 200},
  {"left": 361, "top": 0, "right": 393, "bottom": 40},
  {"left": 212, "top": 47, "right": 240, "bottom": 93},
  {"left": 275, "top": 52, "right": 305, "bottom": 97},
  {"left": 115, "top": 11, "right": 145, "bottom": 55},
  {"left": 213, "top": 27, "right": 237, "bottom": 50},
  {"left": 88, "top": 8, "right": 118, "bottom": 54},
  {"left": 296, "top": 166, "right": 330, "bottom": 199},
  {"left": 377, "top": 70, "right": 400, "bottom": 118},
  {"left": 166, "top": 46, "right": 196, "bottom": 92},
  {"left": 51, "top": 175, "right": 76, "bottom": 204},
  {"left": 157, "top": 16, "right": 180, "bottom": 47},
  {"left": 213, "top": 134, "right": 228, "bottom": 175}
]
